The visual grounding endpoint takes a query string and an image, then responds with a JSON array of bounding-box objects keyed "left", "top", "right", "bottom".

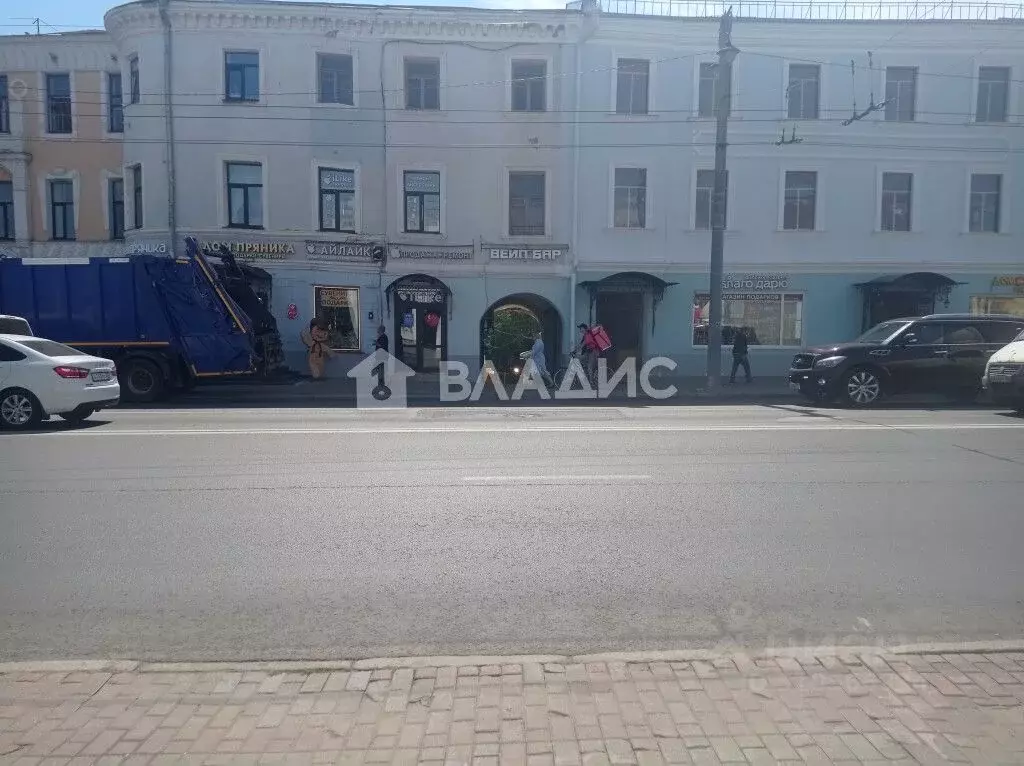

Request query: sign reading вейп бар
[
  {"left": 723, "top": 273, "right": 791, "bottom": 290},
  {"left": 484, "top": 244, "right": 569, "bottom": 262}
]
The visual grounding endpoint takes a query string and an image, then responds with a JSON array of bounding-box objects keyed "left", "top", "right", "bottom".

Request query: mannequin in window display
[{"left": 300, "top": 318, "right": 333, "bottom": 380}]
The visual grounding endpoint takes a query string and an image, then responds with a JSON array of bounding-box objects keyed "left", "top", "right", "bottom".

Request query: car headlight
[{"left": 814, "top": 356, "right": 846, "bottom": 368}]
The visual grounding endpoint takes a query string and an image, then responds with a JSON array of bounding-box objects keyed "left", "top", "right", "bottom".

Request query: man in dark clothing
[
  {"left": 729, "top": 327, "right": 752, "bottom": 384},
  {"left": 374, "top": 324, "right": 389, "bottom": 353}
]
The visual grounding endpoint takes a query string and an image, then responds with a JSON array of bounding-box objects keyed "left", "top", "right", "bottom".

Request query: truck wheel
[
  {"left": 0, "top": 388, "right": 43, "bottom": 430},
  {"left": 120, "top": 358, "right": 165, "bottom": 403},
  {"left": 841, "top": 367, "right": 883, "bottom": 407},
  {"left": 59, "top": 405, "right": 96, "bottom": 424}
]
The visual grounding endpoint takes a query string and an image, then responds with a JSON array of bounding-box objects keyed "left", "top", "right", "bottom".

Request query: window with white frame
[
  {"left": 693, "top": 293, "right": 803, "bottom": 347},
  {"left": 129, "top": 55, "right": 140, "bottom": 104},
  {"left": 109, "top": 178, "right": 124, "bottom": 241},
  {"left": 969, "top": 173, "right": 1001, "bottom": 233},
  {"left": 319, "top": 168, "right": 356, "bottom": 232},
  {"left": 50, "top": 179, "right": 74, "bottom": 240},
  {"left": 616, "top": 59, "right": 649, "bottom": 115},
  {"left": 697, "top": 62, "right": 719, "bottom": 117},
  {"left": 787, "top": 64, "right": 820, "bottom": 119},
  {"left": 885, "top": 67, "right": 917, "bottom": 122},
  {"left": 131, "top": 165, "right": 143, "bottom": 229},
  {"left": 405, "top": 58, "right": 440, "bottom": 110},
  {"left": 976, "top": 67, "right": 1009, "bottom": 123},
  {"left": 695, "top": 169, "right": 727, "bottom": 231},
  {"left": 508, "top": 171, "right": 545, "bottom": 236},
  {"left": 783, "top": 171, "right": 816, "bottom": 231},
  {"left": 226, "top": 162, "right": 263, "bottom": 228},
  {"left": 225, "top": 52, "right": 259, "bottom": 102},
  {"left": 403, "top": 171, "right": 441, "bottom": 233},
  {"left": 107, "top": 73, "right": 124, "bottom": 133},
  {"left": 511, "top": 60, "right": 546, "bottom": 112},
  {"left": 881, "top": 172, "right": 912, "bottom": 232},
  {"left": 613, "top": 168, "right": 646, "bottom": 229},
  {"left": 318, "top": 54, "right": 354, "bottom": 105},
  {"left": 0, "top": 181, "right": 13, "bottom": 240}
]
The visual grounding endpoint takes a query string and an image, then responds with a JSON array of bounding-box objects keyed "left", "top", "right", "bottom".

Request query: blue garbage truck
[{"left": 0, "top": 236, "right": 282, "bottom": 402}]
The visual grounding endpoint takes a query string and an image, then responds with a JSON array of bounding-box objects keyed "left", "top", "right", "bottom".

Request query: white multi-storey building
[{"left": 98, "top": 0, "right": 1024, "bottom": 376}]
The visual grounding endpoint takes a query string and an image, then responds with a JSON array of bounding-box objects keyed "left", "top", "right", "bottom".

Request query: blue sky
[{"left": 3, "top": 0, "right": 557, "bottom": 32}]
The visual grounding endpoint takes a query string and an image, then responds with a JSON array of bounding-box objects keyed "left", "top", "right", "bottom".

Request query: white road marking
[
  {"left": 463, "top": 474, "right": 652, "bottom": 482},
  {"left": 6, "top": 423, "right": 1023, "bottom": 437}
]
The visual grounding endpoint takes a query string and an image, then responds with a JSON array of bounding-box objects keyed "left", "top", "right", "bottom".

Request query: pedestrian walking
[
  {"left": 729, "top": 327, "right": 753, "bottom": 384},
  {"left": 529, "top": 330, "right": 554, "bottom": 387}
]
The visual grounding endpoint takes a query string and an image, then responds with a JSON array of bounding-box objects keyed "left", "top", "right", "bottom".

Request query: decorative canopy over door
[{"left": 578, "top": 271, "right": 677, "bottom": 332}]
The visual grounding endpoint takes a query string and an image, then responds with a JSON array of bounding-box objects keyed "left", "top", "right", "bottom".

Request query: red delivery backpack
[{"left": 586, "top": 325, "right": 613, "bottom": 352}]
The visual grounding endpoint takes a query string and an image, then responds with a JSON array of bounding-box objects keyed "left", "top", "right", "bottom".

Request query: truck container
[{"left": 0, "top": 237, "right": 265, "bottom": 402}]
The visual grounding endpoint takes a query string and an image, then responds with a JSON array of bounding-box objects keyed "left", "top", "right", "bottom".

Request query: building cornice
[{"left": 105, "top": 3, "right": 581, "bottom": 43}]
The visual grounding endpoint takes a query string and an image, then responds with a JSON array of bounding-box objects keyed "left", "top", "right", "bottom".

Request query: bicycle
[{"left": 553, "top": 349, "right": 597, "bottom": 389}]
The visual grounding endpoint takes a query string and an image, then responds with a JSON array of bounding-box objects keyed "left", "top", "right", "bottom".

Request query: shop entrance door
[
  {"left": 596, "top": 292, "right": 643, "bottom": 368},
  {"left": 388, "top": 275, "right": 450, "bottom": 373}
]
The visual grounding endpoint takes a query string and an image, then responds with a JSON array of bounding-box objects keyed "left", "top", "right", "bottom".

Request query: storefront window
[
  {"left": 692, "top": 292, "right": 803, "bottom": 346},
  {"left": 313, "top": 285, "right": 360, "bottom": 351},
  {"left": 971, "top": 294, "right": 1024, "bottom": 318}
]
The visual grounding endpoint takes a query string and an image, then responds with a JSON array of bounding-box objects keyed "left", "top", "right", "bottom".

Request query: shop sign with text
[
  {"left": 723, "top": 273, "right": 790, "bottom": 290},
  {"left": 992, "top": 275, "right": 1024, "bottom": 293},
  {"left": 484, "top": 244, "right": 568, "bottom": 262},
  {"left": 124, "top": 242, "right": 169, "bottom": 255},
  {"left": 200, "top": 240, "right": 295, "bottom": 260},
  {"left": 305, "top": 240, "right": 382, "bottom": 263},
  {"left": 389, "top": 244, "right": 474, "bottom": 261}
]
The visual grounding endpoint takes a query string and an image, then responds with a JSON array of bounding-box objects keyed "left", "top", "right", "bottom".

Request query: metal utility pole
[{"left": 705, "top": 9, "right": 738, "bottom": 392}]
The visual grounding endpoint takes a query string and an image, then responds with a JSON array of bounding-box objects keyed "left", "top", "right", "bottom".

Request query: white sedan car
[{"left": 0, "top": 334, "right": 120, "bottom": 430}]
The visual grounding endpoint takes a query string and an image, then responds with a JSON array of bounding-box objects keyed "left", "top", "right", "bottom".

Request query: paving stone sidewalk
[{"left": 2, "top": 650, "right": 1023, "bottom": 766}]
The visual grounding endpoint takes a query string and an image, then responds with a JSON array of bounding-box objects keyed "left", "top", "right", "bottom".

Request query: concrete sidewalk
[{"left": 2, "top": 648, "right": 1023, "bottom": 765}]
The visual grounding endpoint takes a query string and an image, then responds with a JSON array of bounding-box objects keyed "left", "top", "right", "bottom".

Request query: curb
[{"left": 4, "top": 641, "right": 1023, "bottom": 674}]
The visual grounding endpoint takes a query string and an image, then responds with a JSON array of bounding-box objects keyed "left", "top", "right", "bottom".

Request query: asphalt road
[{"left": 2, "top": 404, "right": 1023, "bottom": 662}]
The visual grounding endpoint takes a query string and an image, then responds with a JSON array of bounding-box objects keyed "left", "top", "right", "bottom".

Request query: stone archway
[{"left": 479, "top": 293, "right": 562, "bottom": 377}]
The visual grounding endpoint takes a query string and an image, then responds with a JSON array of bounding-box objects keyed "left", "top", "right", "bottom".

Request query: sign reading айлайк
[{"left": 484, "top": 244, "right": 569, "bottom": 262}]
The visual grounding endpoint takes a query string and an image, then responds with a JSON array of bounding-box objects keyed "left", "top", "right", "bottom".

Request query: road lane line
[
  {"left": 462, "top": 474, "right": 652, "bottom": 482},
  {"left": 6, "top": 423, "right": 1024, "bottom": 437}
]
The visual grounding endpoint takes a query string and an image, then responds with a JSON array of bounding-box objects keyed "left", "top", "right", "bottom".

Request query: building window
[
  {"left": 885, "top": 67, "right": 917, "bottom": 122},
  {"left": 693, "top": 293, "right": 804, "bottom": 347},
  {"left": 50, "top": 179, "right": 74, "bottom": 241},
  {"left": 131, "top": 165, "right": 143, "bottom": 229},
  {"left": 0, "top": 181, "right": 13, "bottom": 240},
  {"left": 0, "top": 76, "right": 9, "bottom": 134},
  {"left": 405, "top": 58, "right": 440, "bottom": 111},
  {"left": 107, "top": 73, "right": 123, "bottom": 133},
  {"left": 695, "top": 169, "right": 727, "bottom": 231},
  {"left": 511, "top": 60, "right": 546, "bottom": 112},
  {"left": 969, "top": 173, "right": 1001, "bottom": 233},
  {"left": 319, "top": 168, "right": 356, "bottom": 232},
  {"left": 403, "top": 171, "right": 440, "bottom": 233},
  {"left": 129, "top": 55, "right": 140, "bottom": 104},
  {"left": 225, "top": 51, "right": 259, "bottom": 102},
  {"left": 613, "top": 167, "right": 647, "bottom": 229},
  {"left": 697, "top": 62, "right": 719, "bottom": 117},
  {"left": 312, "top": 285, "right": 360, "bottom": 351},
  {"left": 783, "top": 171, "right": 816, "bottom": 231},
  {"left": 508, "top": 171, "right": 545, "bottom": 236},
  {"left": 318, "top": 54, "right": 354, "bottom": 105},
  {"left": 976, "top": 67, "right": 1009, "bottom": 123},
  {"left": 109, "top": 178, "right": 124, "bottom": 241},
  {"left": 881, "top": 172, "right": 912, "bottom": 232},
  {"left": 226, "top": 162, "right": 263, "bottom": 228},
  {"left": 616, "top": 58, "right": 649, "bottom": 115},
  {"left": 46, "top": 73, "right": 72, "bottom": 134},
  {"left": 787, "top": 64, "right": 820, "bottom": 119}
]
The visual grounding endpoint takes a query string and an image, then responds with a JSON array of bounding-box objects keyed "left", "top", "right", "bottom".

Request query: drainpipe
[
  {"left": 158, "top": 0, "right": 178, "bottom": 250},
  {"left": 569, "top": 3, "right": 597, "bottom": 349}
]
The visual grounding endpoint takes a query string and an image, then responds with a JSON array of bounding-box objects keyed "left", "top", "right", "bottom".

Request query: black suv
[{"left": 789, "top": 314, "right": 1024, "bottom": 407}]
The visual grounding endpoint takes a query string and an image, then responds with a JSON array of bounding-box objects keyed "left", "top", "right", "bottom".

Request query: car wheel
[
  {"left": 120, "top": 358, "right": 165, "bottom": 403},
  {"left": 59, "top": 405, "right": 96, "bottom": 424},
  {"left": 841, "top": 368, "right": 883, "bottom": 407},
  {"left": 0, "top": 388, "right": 43, "bottom": 430}
]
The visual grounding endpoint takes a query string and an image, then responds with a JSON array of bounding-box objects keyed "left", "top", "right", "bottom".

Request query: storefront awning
[
  {"left": 579, "top": 271, "right": 677, "bottom": 333},
  {"left": 853, "top": 272, "right": 962, "bottom": 292}
]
